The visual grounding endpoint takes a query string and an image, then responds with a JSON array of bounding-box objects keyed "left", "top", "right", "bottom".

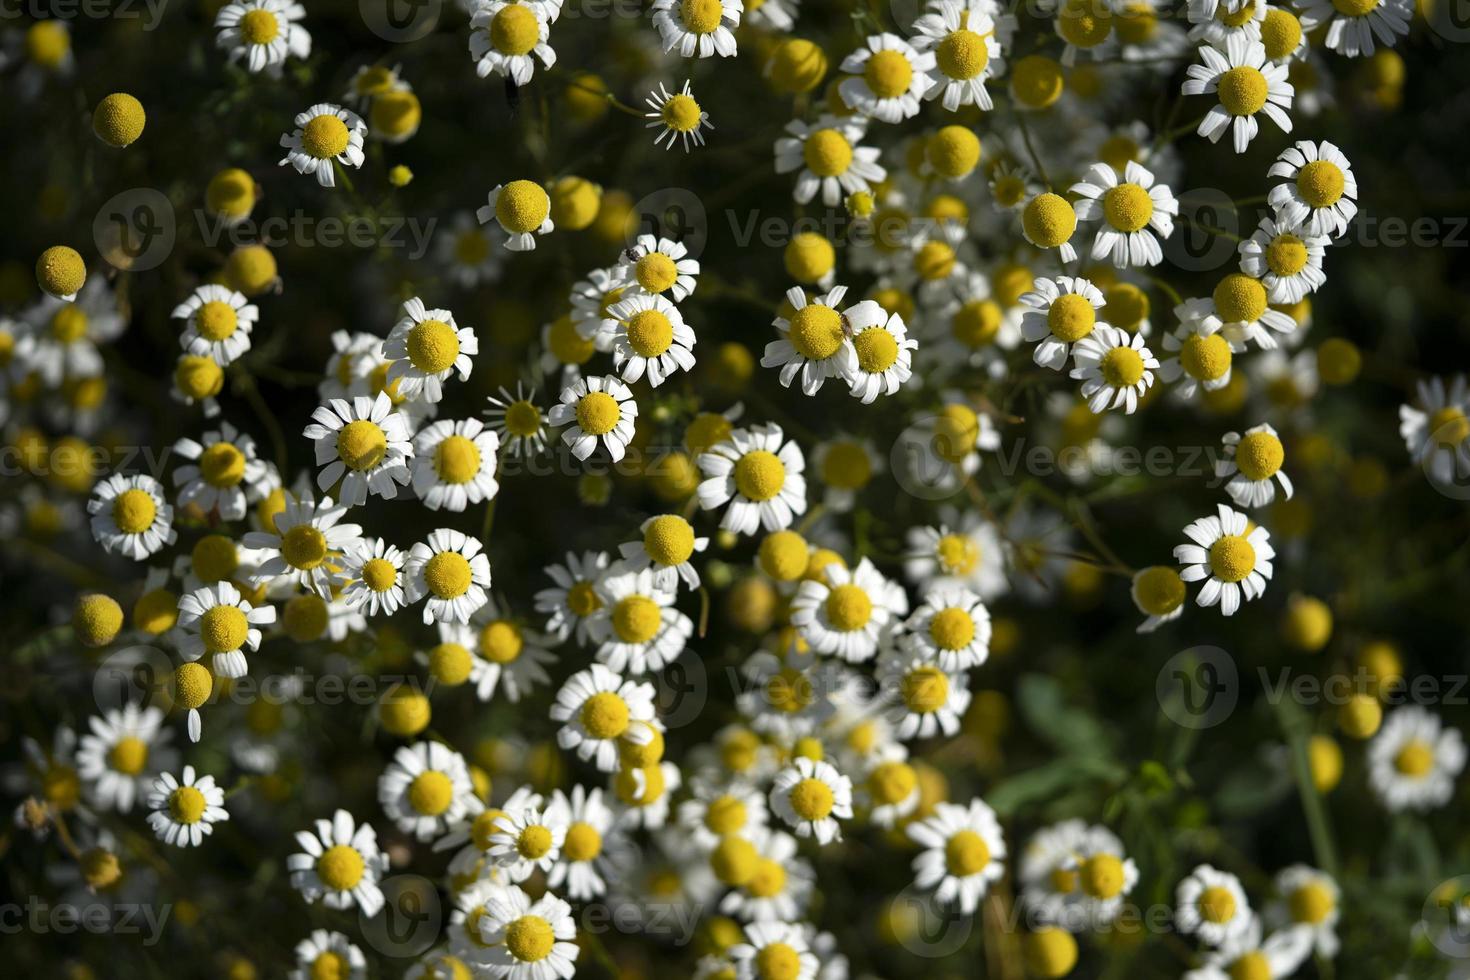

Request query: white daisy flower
[
  {"left": 303, "top": 392, "right": 413, "bottom": 506},
  {"left": 411, "top": 418, "right": 500, "bottom": 512},
  {"left": 535, "top": 550, "right": 612, "bottom": 644},
  {"left": 901, "top": 584, "right": 990, "bottom": 671},
  {"left": 173, "top": 284, "right": 257, "bottom": 366},
  {"left": 736, "top": 650, "right": 841, "bottom": 738},
  {"left": 605, "top": 292, "right": 698, "bottom": 387},
  {"left": 729, "top": 922, "right": 818, "bottom": 980},
  {"left": 176, "top": 581, "right": 276, "bottom": 678},
  {"left": 1070, "top": 161, "right": 1177, "bottom": 268},
  {"left": 569, "top": 266, "right": 632, "bottom": 346},
  {"left": 1021, "top": 192, "right": 1080, "bottom": 262},
  {"left": 475, "top": 885, "right": 579, "bottom": 980},
  {"left": 547, "top": 374, "right": 638, "bottom": 463},
  {"left": 618, "top": 233, "right": 701, "bottom": 302},
  {"left": 678, "top": 780, "right": 769, "bottom": 851},
  {"left": 697, "top": 422, "right": 807, "bottom": 535},
  {"left": 903, "top": 513, "right": 1009, "bottom": 599},
  {"left": 343, "top": 61, "right": 410, "bottom": 109},
  {"left": 810, "top": 435, "right": 882, "bottom": 512},
  {"left": 928, "top": 270, "right": 1024, "bottom": 375},
  {"left": 287, "top": 809, "right": 388, "bottom": 915},
  {"left": 1208, "top": 272, "right": 1297, "bottom": 350},
  {"left": 19, "top": 279, "right": 124, "bottom": 384},
  {"left": 1020, "top": 275, "right": 1109, "bottom": 371},
  {"left": 858, "top": 744, "right": 921, "bottom": 829},
  {"left": 1069, "top": 324, "right": 1158, "bottom": 414},
  {"left": 790, "top": 557, "right": 897, "bottom": 663},
  {"left": 1184, "top": 918, "right": 1311, "bottom": 979},
  {"left": 774, "top": 115, "right": 886, "bottom": 207},
  {"left": 278, "top": 103, "right": 366, "bottom": 188},
  {"left": 1296, "top": 0, "right": 1411, "bottom": 57},
  {"left": 339, "top": 538, "right": 414, "bottom": 617},
  {"left": 1186, "top": 0, "right": 1267, "bottom": 48},
  {"left": 488, "top": 804, "right": 568, "bottom": 882},
  {"left": 145, "top": 765, "right": 228, "bottom": 848},
  {"left": 1270, "top": 865, "right": 1340, "bottom": 957},
  {"left": 172, "top": 422, "right": 269, "bottom": 521},
  {"left": 644, "top": 79, "right": 713, "bottom": 151},
  {"left": 76, "top": 704, "right": 175, "bottom": 813},
  {"left": 436, "top": 213, "right": 502, "bottom": 289},
  {"left": 768, "top": 756, "right": 852, "bottom": 844},
  {"left": 762, "top": 285, "right": 859, "bottom": 395},
  {"left": 1267, "top": 140, "right": 1358, "bottom": 238},
  {"left": 907, "top": 797, "right": 1006, "bottom": 913},
  {"left": 1057, "top": 825, "right": 1139, "bottom": 928},
  {"left": 469, "top": 1, "right": 556, "bottom": 85},
  {"left": 609, "top": 759, "right": 681, "bottom": 830},
  {"left": 379, "top": 741, "right": 479, "bottom": 842},
  {"left": 290, "top": 930, "right": 366, "bottom": 980},
  {"left": 838, "top": 33, "right": 935, "bottom": 123},
  {"left": 1216, "top": 423, "right": 1293, "bottom": 507},
  {"left": 545, "top": 785, "right": 631, "bottom": 901},
  {"left": 383, "top": 296, "right": 478, "bottom": 404},
  {"left": 88, "top": 473, "right": 175, "bottom": 560},
  {"left": 651, "top": 0, "right": 741, "bottom": 58},
  {"left": 618, "top": 514, "right": 708, "bottom": 591},
  {"left": 719, "top": 827, "right": 815, "bottom": 923},
  {"left": 405, "top": 528, "right": 493, "bottom": 625},
  {"left": 846, "top": 301, "right": 917, "bottom": 404},
  {"left": 1130, "top": 565, "right": 1187, "bottom": 633},
  {"left": 437, "top": 607, "right": 557, "bottom": 702},
  {"left": 877, "top": 649, "right": 970, "bottom": 740},
  {"left": 1399, "top": 375, "right": 1470, "bottom": 487},
  {"left": 1176, "top": 864, "right": 1254, "bottom": 946},
  {"left": 1237, "top": 216, "right": 1328, "bottom": 304},
  {"left": 485, "top": 383, "right": 550, "bottom": 457},
  {"left": 243, "top": 495, "right": 363, "bottom": 599},
  {"left": 1157, "top": 299, "right": 1240, "bottom": 399},
  {"left": 910, "top": 2, "right": 1006, "bottom": 112},
  {"left": 476, "top": 180, "right": 555, "bottom": 252},
  {"left": 551, "top": 664, "right": 659, "bottom": 772},
  {"left": 589, "top": 567, "right": 693, "bottom": 673},
  {"left": 1019, "top": 818, "right": 1091, "bottom": 925},
  {"left": 214, "top": 0, "right": 309, "bottom": 75},
  {"left": 1367, "top": 706, "right": 1467, "bottom": 812},
  {"left": 988, "top": 161, "right": 1042, "bottom": 214},
  {"left": 1181, "top": 35, "right": 1292, "bottom": 153},
  {"left": 318, "top": 329, "right": 379, "bottom": 403},
  {"left": 1174, "top": 503, "right": 1274, "bottom": 615}
]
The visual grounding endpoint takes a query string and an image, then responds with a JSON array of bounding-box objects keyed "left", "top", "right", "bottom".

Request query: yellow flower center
[
  {"left": 1050, "top": 867, "right": 1078, "bottom": 893},
  {"left": 1135, "top": 566, "right": 1185, "bottom": 615},
  {"left": 625, "top": 309, "right": 675, "bottom": 358},
  {"left": 1261, "top": 8, "right": 1302, "bottom": 60},
  {"left": 755, "top": 943, "right": 801, "bottom": 980},
  {"left": 1289, "top": 882, "right": 1334, "bottom": 924},
  {"left": 1214, "top": 273, "right": 1268, "bottom": 323},
  {"left": 408, "top": 770, "right": 455, "bottom": 816},
  {"left": 1116, "top": 2, "right": 1158, "bottom": 43},
  {"left": 111, "top": 488, "right": 157, "bottom": 534},
  {"left": 747, "top": 857, "right": 787, "bottom": 898},
  {"left": 424, "top": 551, "right": 473, "bottom": 598},
  {"left": 705, "top": 795, "right": 748, "bottom": 834},
  {"left": 929, "top": 607, "right": 975, "bottom": 650},
  {"left": 309, "top": 952, "right": 349, "bottom": 980},
  {"left": 239, "top": 8, "right": 280, "bottom": 44},
  {"left": 1331, "top": 0, "right": 1379, "bottom": 15},
  {"left": 1207, "top": 535, "right": 1256, "bottom": 583},
  {"left": 712, "top": 835, "right": 758, "bottom": 884},
  {"left": 1080, "top": 853, "right": 1125, "bottom": 898},
  {"left": 902, "top": 665, "right": 950, "bottom": 713},
  {"left": 516, "top": 824, "right": 553, "bottom": 859},
  {"left": 767, "top": 667, "right": 813, "bottom": 713},
  {"left": 1226, "top": 952, "right": 1271, "bottom": 980},
  {"left": 1058, "top": 0, "right": 1113, "bottom": 47},
  {"left": 564, "top": 822, "right": 603, "bottom": 862},
  {"left": 580, "top": 691, "right": 631, "bottom": 739},
  {"left": 1024, "top": 193, "right": 1077, "bottom": 249},
  {"left": 168, "top": 785, "right": 207, "bottom": 824},
  {"left": 316, "top": 845, "right": 365, "bottom": 891},
  {"left": 495, "top": 179, "right": 551, "bottom": 233},
  {"left": 864, "top": 49, "right": 913, "bottom": 99},
  {"left": 913, "top": 240, "right": 956, "bottom": 282},
  {"left": 406, "top": 318, "right": 460, "bottom": 374},
  {"left": 337, "top": 419, "right": 388, "bottom": 472},
  {"left": 936, "top": 533, "right": 980, "bottom": 575},
  {"left": 480, "top": 620, "right": 523, "bottom": 663},
  {"left": 1297, "top": 160, "right": 1346, "bottom": 208},
  {"left": 803, "top": 129, "right": 854, "bottom": 178},
  {"left": 1217, "top": 0, "right": 1259, "bottom": 27},
  {"left": 48, "top": 307, "right": 89, "bottom": 346},
  {"left": 944, "top": 829, "right": 991, "bottom": 876},
  {"left": 547, "top": 316, "right": 593, "bottom": 366},
  {"left": 454, "top": 229, "right": 489, "bottom": 266},
  {"left": 953, "top": 299, "right": 1002, "bottom": 348},
  {"left": 1429, "top": 407, "right": 1470, "bottom": 447},
  {"left": 301, "top": 115, "right": 350, "bottom": 160},
  {"left": 201, "top": 604, "right": 249, "bottom": 654},
  {"left": 644, "top": 514, "right": 696, "bottom": 566},
  {"left": 821, "top": 442, "right": 872, "bottom": 489},
  {"left": 934, "top": 404, "right": 980, "bottom": 465},
  {"left": 1235, "top": 431, "right": 1284, "bottom": 480},
  {"left": 1217, "top": 66, "right": 1268, "bottom": 116},
  {"left": 825, "top": 583, "right": 873, "bottom": 631},
  {"left": 428, "top": 643, "right": 473, "bottom": 684},
  {"left": 200, "top": 441, "right": 247, "bottom": 488},
  {"left": 1395, "top": 739, "right": 1434, "bottom": 777},
  {"left": 788, "top": 777, "right": 835, "bottom": 820},
  {"left": 937, "top": 29, "right": 988, "bottom": 80},
  {"left": 575, "top": 391, "right": 621, "bottom": 436},
  {"left": 1180, "top": 332, "right": 1232, "bottom": 381},
  {"left": 612, "top": 595, "right": 662, "bottom": 644},
  {"left": 680, "top": 0, "right": 724, "bottom": 33},
  {"left": 869, "top": 760, "right": 917, "bottom": 804},
  {"left": 503, "top": 400, "right": 543, "bottom": 438},
  {"left": 177, "top": 355, "right": 225, "bottom": 400},
  {"left": 787, "top": 303, "right": 846, "bottom": 360},
  {"left": 282, "top": 524, "right": 329, "bottom": 570},
  {"left": 566, "top": 581, "right": 602, "bottom": 617},
  {"left": 490, "top": 4, "right": 540, "bottom": 56},
  {"left": 1199, "top": 885, "right": 1237, "bottom": 923},
  {"left": 109, "top": 736, "right": 148, "bottom": 776},
  {"left": 636, "top": 253, "right": 680, "bottom": 294},
  {"left": 853, "top": 326, "right": 899, "bottom": 373},
  {"left": 1103, "top": 183, "right": 1154, "bottom": 232},
  {"left": 435, "top": 434, "right": 481, "bottom": 484},
  {"left": 196, "top": 301, "right": 238, "bottom": 342},
  {"left": 1012, "top": 54, "right": 1065, "bottom": 108},
  {"left": 1099, "top": 346, "right": 1145, "bottom": 388},
  {"left": 1265, "top": 233, "right": 1308, "bottom": 276},
  {"left": 1047, "top": 293, "right": 1095, "bottom": 343},
  {"left": 734, "top": 450, "right": 786, "bottom": 502},
  {"left": 25, "top": 21, "right": 71, "bottom": 69},
  {"left": 661, "top": 94, "right": 703, "bottom": 132}
]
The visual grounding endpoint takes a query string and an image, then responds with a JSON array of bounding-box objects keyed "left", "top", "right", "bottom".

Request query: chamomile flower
[
  {"left": 412, "top": 418, "right": 500, "bottom": 512},
  {"left": 903, "top": 513, "right": 1009, "bottom": 599},
  {"left": 1296, "top": 0, "right": 1411, "bottom": 57},
  {"left": 929, "top": 271, "right": 1023, "bottom": 375},
  {"left": 474, "top": 886, "right": 579, "bottom": 980},
  {"left": 737, "top": 650, "right": 840, "bottom": 738},
  {"left": 910, "top": 3, "right": 1006, "bottom": 112},
  {"left": 171, "top": 422, "right": 268, "bottom": 521},
  {"left": 1177, "top": 865, "right": 1254, "bottom": 946},
  {"left": 989, "top": 161, "right": 1041, "bottom": 214},
  {"left": 173, "top": 285, "right": 257, "bottom": 366},
  {"left": 1069, "top": 324, "right": 1158, "bottom": 414},
  {"left": 1367, "top": 706, "right": 1466, "bottom": 812},
  {"left": 1070, "top": 161, "right": 1177, "bottom": 268},
  {"left": 651, "top": 0, "right": 741, "bottom": 58},
  {"left": 88, "top": 473, "right": 175, "bottom": 560},
  {"left": 287, "top": 809, "right": 388, "bottom": 915},
  {"left": 437, "top": 213, "right": 502, "bottom": 289},
  {"left": 380, "top": 741, "right": 479, "bottom": 842},
  {"left": 535, "top": 550, "right": 612, "bottom": 644},
  {"left": 857, "top": 744, "right": 921, "bottom": 828},
  {"left": 290, "top": 931, "right": 366, "bottom": 980},
  {"left": 214, "top": 0, "right": 309, "bottom": 75},
  {"left": 763, "top": 286, "right": 858, "bottom": 395},
  {"left": 846, "top": 302, "right": 916, "bottom": 404},
  {"left": 907, "top": 797, "right": 1006, "bottom": 913},
  {"left": 303, "top": 392, "right": 413, "bottom": 506},
  {"left": 1021, "top": 192, "right": 1079, "bottom": 262},
  {"left": 774, "top": 116, "right": 886, "bottom": 207},
  {"left": 176, "top": 581, "right": 275, "bottom": 677},
  {"left": 1186, "top": 0, "right": 1267, "bottom": 47},
  {"left": 1020, "top": 276, "right": 1109, "bottom": 371},
  {"left": 278, "top": 103, "right": 366, "bottom": 188},
  {"left": 839, "top": 34, "right": 935, "bottom": 123},
  {"left": 1237, "top": 216, "right": 1327, "bottom": 304},
  {"left": 810, "top": 436, "right": 881, "bottom": 512},
  {"left": 22, "top": 279, "right": 125, "bottom": 385},
  {"left": 618, "top": 514, "right": 708, "bottom": 591},
  {"left": 605, "top": 292, "right": 698, "bottom": 387},
  {"left": 1175, "top": 503, "right": 1274, "bottom": 615},
  {"left": 1267, "top": 141, "right": 1358, "bottom": 238},
  {"left": 487, "top": 802, "right": 569, "bottom": 882},
  {"left": 569, "top": 267, "right": 631, "bottom": 346},
  {"left": 1158, "top": 300, "right": 1240, "bottom": 398},
  {"left": 1054, "top": 0, "right": 1119, "bottom": 64},
  {"left": 244, "top": 495, "right": 363, "bottom": 598},
  {"left": 769, "top": 756, "right": 852, "bottom": 843},
  {"left": 1184, "top": 920, "right": 1312, "bottom": 980},
  {"left": 1131, "top": 565, "right": 1187, "bottom": 632},
  {"left": 729, "top": 922, "right": 819, "bottom": 980},
  {"left": 551, "top": 664, "right": 659, "bottom": 772},
  {"left": 485, "top": 383, "right": 549, "bottom": 457},
  {"left": 1210, "top": 272, "right": 1297, "bottom": 349},
  {"left": 589, "top": 567, "right": 694, "bottom": 673},
  {"left": 469, "top": 1, "right": 557, "bottom": 86},
  {"left": 405, "top": 528, "right": 493, "bottom": 625},
  {"left": 1181, "top": 35, "right": 1293, "bottom": 153},
  {"left": 1217, "top": 423, "right": 1293, "bottom": 507},
  {"left": 76, "top": 704, "right": 175, "bottom": 813},
  {"left": 1019, "top": 819, "right": 1090, "bottom": 924},
  {"left": 878, "top": 649, "right": 970, "bottom": 740},
  {"left": 343, "top": 62, "right": 409, "bottom": 109},
  {"left": 1399, "top": 375, "right": 1470, "bottom": 486},
  {"left": 610, "top": 759, "right": 681, "bottom": 830},
  {"left": 901, "top": 584, "right": 991, "bottom": 671},
  {"left": 547, "top": 375, "right": 638, "bottom": 462},
  {"left": 339, "top": 538, "right": 414, "bottom": 616},
  {"left": 644, "top": 80, "right": 712, "bottom": 151},
  {"left": 477, "top": 180, "right": 555, "bottom": 252},
  {"left": 146, "top": 766, "right": 228, "bottom": 847},
  {"left": 1270, "top": 865, "right": 1340, "bottom": 957},
  {"left": 697, "top": 422, "right": 807, "bottom": 535},
  {"left": 545, "top": 785, "right": 629, "bottom": 901},
  {"left": 1057, "top": 826, "right": 1139, "bottom": 927},
  {"left": 679, "top": 780, "right": 770, "bottom": 850},
  {"left": 383, "top": 297, "right": 478, "bottom": 404},
  {"left": 720, "top": 827, "right": 815, "bottom": 922},
  {"left": 789, "top": 557, "right": 896, "bottom": 662}
]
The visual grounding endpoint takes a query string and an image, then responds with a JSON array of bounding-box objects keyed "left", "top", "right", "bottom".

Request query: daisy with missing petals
[
  {"left": 907, "top": 798, "right": 1007, "bottom": 914},
  {"left": 551, "top": 665, "right": 659, "bottom": 772},
  {"left": 535, "top": 550, "right": 611, "bottom": 644},
  {"left": 1399, "top": 375, "right": 1470, "bottom": 486},
  {"left": 1296, "top": 0, "right": 1410, "bottom": 57},
  {"left": 645, "top": 80, "right": 712, "bottom": 151},
  {"left": 172, "top": 422, "right": 268, "bottom": 521},
  {"left": 477, "top": 180, "right": 555, "bottom": 252},
  {"left": 902, "top": 584, "right": 991, "bottom": 671},
  {"left": 620, "top": 234, "right": 701, "bottom": 302},
  {"left": 405, "top": 528, "right": 492, "bottom": 625},
  {"left": 650, "top": 0, "right": 741, "bottom": 58},
  {"left": 214, "top": 0, "right": 310, "bottom": 75},
  {"left": 244, "top": 495, "right": 363, "bottom": 598},
  {"left": 790, "top": 557, "right": 896, "bottom": 663},
  {"left": 774, "top": 115, "right": 886, "bottom": 207},
  {"left": 1069, "top": 325, "right": 1158, "bottom": 414},
  {"left": 769, "top": 757, "right": 852, "bottom": 844},
  {"left": 1176, "top": 865, "right": 1254, "bottom": 946},
  {"left": 1271, "top": 865, "right": 1340, "bottom": 957},
  {"left": 910, "top": 3, "right": 1006, "bottom": 112},
  {"left": 590, "top": 567, "right": 694, "bottom": 673},
  {"left": 340, "top": 538, "right": 414, "bottom": 617},
  {"left": 383, "top": 297, "right": 478, "bottom": 404},
  {"left": 1020, "top": 276, "right": 1108, "bottom": 371},
  {"left": 1057, "top": 826, "right": 1139, "bottom": 927},
  {"left": 618, "top": 514, "right": 708, "bottom": 591},
  {"left": 878, "top": 650, "right": 971, "bottom": 740},
  {"left": 1267, "top": 140, "right": 1358, "bottom": 238},
  {"left": 1021, "top": 192, "right": 1079, "bottom": 262},
  {"left": 762, "top": 286, "right": 858, "bottom": 395},
  {"left": 1174, "top": 503, "right": 1274, "bottom": 615},
  {"left": 303, "top": 392, "right": 413, "bottom": 506},
  {"left": 1070, "top": 161, "right": 1177, "bottom": 268},
  {"left": 1180, "top": 35, "right": 1292, "bottom": 153},
  {"left": 846, "top": 301, "right": 917, "bottom": 404},
  {"left": 89, "top": 473, "right": 174, "bottom": 560},
  {"left": 469, "top": 1, "right": 556, "bottom": 86},
  {"left": 176, "top": 581, "right": 275, "bottom": 678},
  {"left": 1158, "top": 299, "right": 1239, "bottom": 399},
  {"left": 859, "top": 745, "right": 921, "bottom": 828},
  {"left": 291, "top": 931, "right": 367, "bottom": 980},
  {"left": 76, "top": 704, "right": 175, "bottom": 813},
  {"left": 475, "top": 885, "right": 579, "bottom": 980},
  {"left": 146, "top": 766, "right": 228, "bottom": 848},
  {"left": 486, "top": 383, "right": 550, "bottom": 457},
  {"left": 729, "top": 923, "right": 818, "bottom": 980},
  {"left": 1209, "top": 272, "right": 1296, "bottom": 349},
  {"left": 1217, "top": 423, "right": 1293, "bottom": 507},
  {"left": 1131, "top": 566, "right": 1187, "bottom": 632},
  {"left": 697, "top": 422, "right": 808, "bottom": 535},
  {"left": 547, "top": 375, "right": 638, "bottom": 462},
  {"left": 279, "top": 103, "right": 366, "bottom": 188},
  {"left": 288, "top": 809, "right": 388, "bottom": 915},
  {"left": 379, "top": 741, "right": 478, "bottom": 842},
  {"left": 838, "top": 33, "right": 935, "bottom": 123},
  {"left": 1367, "top": 706, "right": 1466, "bottom": 812},
  {"left": 412, "top": 418, "right": 500, "bottom": 512},
  {"left": 605, "top": 292, "right": 697, "bottom": 387},
  {"left": 1185, "top": 920, "right": 1312, "bottom": 980},
  {"left": 904, "top": 515, "right": 1009, "bottom": 599},
  {"left": 1237, "top": 216, "right": 1327, "bottom": 304},
  {"left": 173, "top": 284, "right": 257, "bottom": 366}
]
